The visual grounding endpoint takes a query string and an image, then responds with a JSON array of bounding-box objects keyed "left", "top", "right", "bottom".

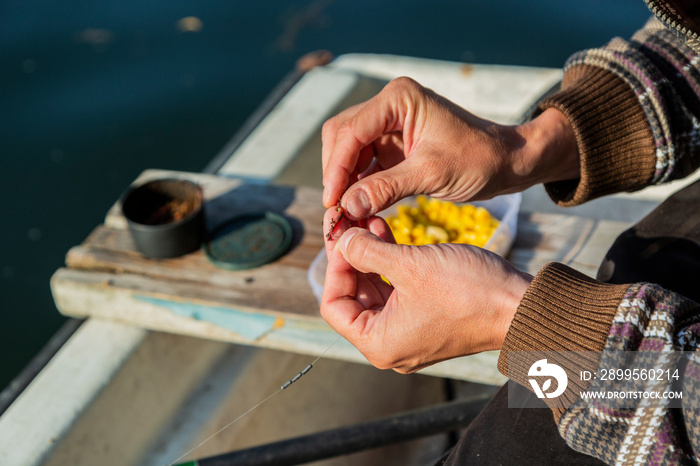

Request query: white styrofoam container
[{"left": 307, "top": 193, "right": 522, "bottom": 304}]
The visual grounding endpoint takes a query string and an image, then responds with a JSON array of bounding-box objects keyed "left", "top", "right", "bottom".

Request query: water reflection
[{"left": 176, "top": 16, "right": 203, "bottom": 33}]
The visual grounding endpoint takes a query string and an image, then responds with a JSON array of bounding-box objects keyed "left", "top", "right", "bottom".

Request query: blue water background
[{"left": 0, "top": 0, "right": 650, "bottom": 390}]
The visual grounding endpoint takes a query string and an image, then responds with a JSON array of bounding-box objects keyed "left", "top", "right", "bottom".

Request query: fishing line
[{"left": 165, "top": 335, "right": 343, "bottom": 466}]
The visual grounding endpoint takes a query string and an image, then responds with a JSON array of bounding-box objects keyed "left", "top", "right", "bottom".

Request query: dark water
[{"left": 0, "top": 0, "right": 650, "bottom": 391}]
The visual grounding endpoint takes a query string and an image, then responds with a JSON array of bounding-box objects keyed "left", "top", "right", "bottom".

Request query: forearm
[
  {"left": 538, "top": 65, "right": 657, "bottom": 206},
  {"left": 509, "top": 107, "right": 581, "bottom": 190}
]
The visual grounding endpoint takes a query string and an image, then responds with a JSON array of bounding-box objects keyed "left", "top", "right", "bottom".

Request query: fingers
[
  {"left": 321, "top": 103, "right": 364, "bottom": 173},
  {"left": 320, "top": 223, "right": 377, "bottom": 336},
  {"left": 321, "top": 103, "right": 365, "bottom": 207},
  {"left": 322, "top": 78, "right": 424, "bottom": 208},
  {"left": 322, "top": 205, "right": 349, "bottom": 259},
  {"left": 365, "top": 215, "right": 396, "bottom": 244},
  {"left": 336, "top": 227, "right": 400, "bottom": 279},
  {"left": 323, "top": 202, "right": 395, "bottom": 254},
  {"left": 341, "top": 159, "right": 428, "bottom": 220},
  {"left": 320, "top": 215, "right": 396, "bottom": 335},
  {"left": 362, "top": 216, "right": 396, "bottom": 302}
]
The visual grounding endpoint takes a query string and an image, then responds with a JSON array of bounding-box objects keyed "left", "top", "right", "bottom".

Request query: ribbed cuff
[
  {"left": 497, "top": 263, "right": 631, "bottom": 418},
  {"left": 537, "top": 65, "right": 656, "bottom": 206}
]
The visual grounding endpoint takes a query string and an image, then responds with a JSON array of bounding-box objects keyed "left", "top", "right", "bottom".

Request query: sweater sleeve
[
  {"left": 497, "top": 263, "right": 700, "bottom": 464},
  {"left": 538, "top": 18, "right": 700, "bottom": 206},
  {"left": 497, "top": 263, "right": 630, "bottom": 420}
]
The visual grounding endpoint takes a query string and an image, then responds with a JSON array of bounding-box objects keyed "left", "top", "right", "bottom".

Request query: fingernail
[
  {"left": 339, "top": 228, "right": 359, "bottom": 257},
  {"left": 346, "top": 191, "right": 371, "bottom": 218},
  {"left": 322, "top": 186, "right": 329, "bottom": 206}
]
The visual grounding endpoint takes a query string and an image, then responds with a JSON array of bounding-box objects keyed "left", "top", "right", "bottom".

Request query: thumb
[
  {"left": 338, "top": 227, "right": 399, "bottom": 277},
  {"left": 342, "top": 160, "right": 427, "bottom": 220}
]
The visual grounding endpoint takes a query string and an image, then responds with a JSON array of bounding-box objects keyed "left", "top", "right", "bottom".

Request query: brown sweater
[{"left": 497, "top": 2, "right": 700, "bottom": 464}]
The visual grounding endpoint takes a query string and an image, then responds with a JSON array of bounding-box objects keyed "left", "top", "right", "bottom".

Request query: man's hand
[
  {"left": 321, "top": 77, "right": 579, "bottom": 220},
  {"left": 320, "top": 208, "right": 533, "bottom": 373}
]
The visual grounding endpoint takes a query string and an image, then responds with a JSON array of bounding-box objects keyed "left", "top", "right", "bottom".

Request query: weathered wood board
[{"left": 50, "top": 169, "right": 630, "bottom": 385}]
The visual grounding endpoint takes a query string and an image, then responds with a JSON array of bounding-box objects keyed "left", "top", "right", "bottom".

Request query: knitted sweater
[{"left": 497, "top": 2, "right": 700, "bottom": 464}]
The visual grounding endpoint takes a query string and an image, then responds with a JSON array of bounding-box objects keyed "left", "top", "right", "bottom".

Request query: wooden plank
[
  {"left": 50, "top": 268, "right": 506, "bottom": 384},
  {"left": 67, "top": 171, "right": 326, "bottom": 318},
  {"left": 51, "top": 269, "right": 330, "bottom": 346},
  {"left": 51, "top": 169, "right": 630, "bottom": 384},
  {"left": 66, "top": 226, "right": 321, "bottom": 317}
]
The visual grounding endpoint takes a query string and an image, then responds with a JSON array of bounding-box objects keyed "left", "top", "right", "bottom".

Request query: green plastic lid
[{"left": 203, "top": 211, "right": 292, "bottom": 270}]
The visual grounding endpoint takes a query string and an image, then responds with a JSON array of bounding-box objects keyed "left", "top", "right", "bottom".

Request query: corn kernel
[
  {"left": 460, "top": 204, "right": 476, "bottom": 218},
  {"left": 426, "top": 225, "right": 449, "bottom": 243},
  {"left": 474, "top": 206, "right": 490, "bottom": 222}
]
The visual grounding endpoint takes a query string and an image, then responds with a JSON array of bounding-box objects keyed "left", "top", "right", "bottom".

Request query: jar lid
[{"left": 203, "top": 212, "right": 292, "bottom": 270}]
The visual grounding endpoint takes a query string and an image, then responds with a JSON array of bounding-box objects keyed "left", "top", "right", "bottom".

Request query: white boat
[{"left": 0, "top": 53, "right": 691, "bottom": 466}]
